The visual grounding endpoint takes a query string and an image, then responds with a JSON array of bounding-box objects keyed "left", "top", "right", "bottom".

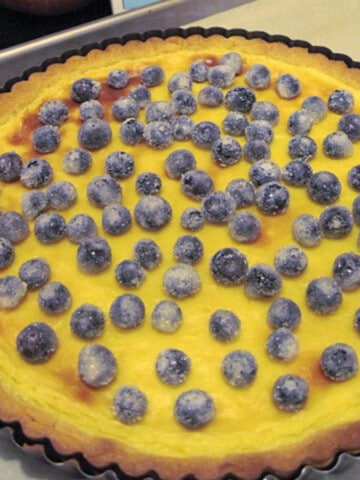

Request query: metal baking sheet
[{"left": 0, "top": 0, "right": 254, "bottom": 91}]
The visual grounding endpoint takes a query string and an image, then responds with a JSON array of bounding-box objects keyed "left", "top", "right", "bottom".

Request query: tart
[{"left": 0, "top": 28, "right": 360, "bottom": 480}]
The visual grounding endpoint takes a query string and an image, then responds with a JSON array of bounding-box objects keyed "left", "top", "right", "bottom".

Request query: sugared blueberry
[
  {"left": 266, "top": 328, "right": 299, "bottom": 361},
  {"left": 267, "top": 297, "right": 301, "bottom": 330},
  {"left": 0, "top": 276, "right": 27, "bottom": 309},
  {"left": 276, "top": 73, "right": 301, "bottom": 99},
  {"left": 63, "top": 148, "right": 92, "bottom": 175},
  {"left": 45, "top": 181, "right": 77, "bottom": 210},
  {"left": 348, "top": 165, "right": 360, "bottom": 191},
  {"left": 0, "top": 211, "right": 29, "bottom": 243},
  {"left": 172, "top": 89, "right": 197, "bottom": 115},
  {"left": 282, "top": 158, "right": 313, "bottom": 187},
  {"left": 245, "top": 63, "right": 271, "bottom": 90},
  {"left": 173, "top": 235, "right": 203, "bottom": 264},
  {"left": 189, "top": 60, "right": 209, "bottom": 82},
  {"left": 113, "top": 385, "right": 148, "bottom": 424},
  {"left": 225, "top": 86, "right": 256, "bottom": 113},
  {"left": 292, "top": 214, "right": 322, "bottom": 247},
  {"left": 249, "top": 160, "right": 281, "bottom": 187},
  {"left": 165, "top": 149, "right": 196, "bottom": 179},
  {"left": 244, "top": 263, "right": 282, "bottom": 298},
  {"left": 34, "top": 213, "right": 66, "bottom": 244},
  {"left": 209, "top": 309, "right": 240, "bottom": 342},
  {"left": 134, "top": 195, "right": 172, "bottom": 231},
  {"left": 70, "top": 303, "right": 105, "bottom": 339},
  {"left": 306, "top": 277, "right": 342, "bottom": 314},
  {"left": 20, "top": 158, "right": 53, "bottom": 188},
  {"left": 328, "top": 89, "right": 354, "bottom": 114},
  {"left": 143, "top": 121, "right": 173, "bottom": 149},
  {"left": 302, "top": 95, "right": 327, "bottom": 123},
  {"left": 222, "top": 112, "right": 249, "bottom": 136},
  {"left": 77, "top": 237, "right": 111, "bottom": 274},
  {"left": 145, "top": 101, "right": 175, "bottom": 122},
  {"left": 211, "top": 135, "right": 242, "bottom": 167},
  {"left": 79, "top": 100, "right": 104, "bottom": 121},
  {"left": 319, "top": 205, "right": 353, "bottom": 239},
  {"left": 38, "top": 281, "right": 71, "bottom": 314},
  {"left": 180, "top": 207, "right": 205, "bottom": 231},
  {"left": 151, "top": 300, "right": 182, "bottom": 333},
  {"left": 255, "top": 181, "right": 290, "bottom": 215},
  {"left": 16, "top": 322, "right": 57, "bottom": 363},
  {"left": 140, "top": 65, "right": 164, "bottom": 87},
  {"left": 191, "top": 121, "right": 221, "bottom": 149},
  {"left": 207, "top": 65, "right": 235, "bottom": 88},
  {"left": 112, "top": 97, "right": 140, "bottom": 121},
  {"left": 128, "top": 84, "right": 151, "bottom": 108},
  {"left": 105, "top": 151, "right": 135, "bottom": 179},
  {"left": 115, "top": 260, "right": 146, "bottom": 288},
  {"left": 0, "top": 151, "right": 22, "bottom": 182},
  {"left": 272, "top": 374, "right": 308, "bottom": 412},
  {"left": 226, "top": 178, "right": 255, "bottom": 209},
  {"left": 320, "top": 343, "right": 358, "bottom": 381},
  {"left": 229, "top": 211, "right": 261, "bottom": 243},
  {"left": 78, "top": 118, "right": 112, "bottom": 150},
  {"left": 0, "top": 237, "right": 14, "bottom": 269},
  {"left": 19, "top": 257, "right": 50, "bottom": 290},
  {"left": 87, "top": 174, "right": 122, "bottom": 208},
  {"left": 274, "top": 245, "right": 308, "bottom": 277},
  {"left": 102, "top": 204, "right": 132, "bottom": 235},
  {"left": 32, "top": 125, "right": 60, "bottom": 153},
  {"left": 353, "top": 196, "right": 360, "bottom": 224},
  {"left": 250, "top": 101, "right": 279, "bottom": 125},
  {"left": 168, "top": 72, "right": 192, "bottom": 93},
  {"left": 219, "top": 51, "right": 243, "bottom": 74},
  {"left": 21, "top": 190, "right": 48, "bottom": 220},
  {"left": 222, "top": 350, "right": 257, "bottom": 387},
  {"left": 323, "top": 131, "right": 353, "bottom": 158},
  {"left": 163, "top": 263, "right": 201, "bottom": 298},
  {"left": 136, "top": 172, "right": 162, "bottom": 195},
  {"left": 155, "top": 348, "right": 191, "bottom": 385},
  {"left": 338, "top": 113, "right": 360, "bottom": 142},
  {"left": 67, "top": 213, "right": 97, "bottom": 243},
  {"left": 197, "top": 85, "right": 224, "bottom": 107},
  {"left": 78, "top": 343, "right": 117, "bottom": 388},
  {"left": 107, "top": 69, "right": 129, "bottom": 89},
  {"left": 119, "top": 118, "right": 145, "bottom": 145},
  {"left": 38, "top": 100, "right": 68, "bottom": 126},
  {"left": 171, "top": 115, "right": 194, "bottom": 141},
  {"left": 210, "top": 248, "right": 248, "bottom": 286},
  {"left": 181, "top": 169, "right": 214, "bottom": 200},
  {"left": 133, "top": 238, "right": 162, "bottom": 270},
  {"left": 174, "top": 389, "right": 215, "bottom": 429},
  {"left": 287, "top": 109, "right": 313, "bottom": 136},
  {"left": 109, "top": 293, "right": 145, "bottom": 329},
  {"left": 332, "top": 252, "right": 360, "bottom": 291},
  {"left": 71, "top": 77, "right": 100, "bottom": 103},
  {"left": 243, "top": 139, "right": 271, "bottom": 163}
]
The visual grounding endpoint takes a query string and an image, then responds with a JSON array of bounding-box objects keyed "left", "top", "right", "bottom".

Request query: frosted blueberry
[
  {"left": 0, "top": 211, "right": 29, "bottom": 243},
  {"left": 16, "top": 322, "right": 57, "bottom": 363},
  {"left": 168, "top": 72, "right": 192, "bottom": 93},
  {"left": 222, "top": 350, "right": 257, "bottom": 387},
  {"left": 323, "top": 131, "right": 353, "bottom": 158},
  {"left": 328, "top": 89, "right": 354, "bottom": 114},
  {"left": 189, "top": 60, "right": 209, "bottom": 82},
  {"left": 255, "top": 181, "right": 290, "bottom": 215},
  {"left": 210, "top": 248, "right": 248, "bottom": 286},
  {"left": 245, "top": 63, "right": 271, "bottom": 89},
  {"left": 245, "top": 120, "right": 274, "bottom": 143},
  {"left": 39, "top": 100, "right": 68, "bottom": 126},
  {"left": 211, "top": 136, "right": 242, "bottom": 167},
  {"left": 243, "top": 139, "right": 271, "bottom": 163},
  {"left": 191, "top": 121, "right": 221, "bottom": 149},
  {"left": 32, "top": 125, "right": 60, "bottom": 153},
  {"left": 67, "top": 213, "right": 97, "bottom": 243},
  {"left": 77, "top": 237, "right": 111, "bottom": 274},
  {"left": 338, "top": 113, "right": 360, "bottom": 142},
  {"left": 136, "top": 172, "right": 162, "bottom": 195},
  {"left": 70, "top": 303, "right": 105, "bottom": 339},
  {"left": 155, "top": 348, "right": 191, "bottom": 385},
  {"left": 225, "top": 86, "right": 256, "bottom": 113},
  {"left": 307, "top": 170, "right": 341, "bottom": 205},
  {"left": 353, "top": 196, "right": 360, "bottom": 224},
  {"left": 128, "top": 84, "right": 151, "bottom": 108},
  {"left": 110, "top": 293, "right": 145, "bottom": 329},
  {"left": 207, "top": 64, "right": 235, "bottom": 88},
  {"left": 319, "top": 205, "right": 353, "bottom": 239},
  {"left": 0, "top": 151, "right": 22, "bottom": 182},
  {"left": 145, "top": 101, "right": 175, "bottom": 122},
  {"left": 115, "top": 260, "right": 146, "bottom": 288},
  {"left": 20, "top": 158, "right": 53, "bottom": 188},
  {"left": 78, "top": 118, "right": 112, "bottom": 150},
  {"left": 332, "top": 252, "right": 360, "bottom": 291},
  {"left": 107, "top": 69, "right": 129, "bottom": 89},
  {"left": 219, "top": 51, "right": 243, "bottom": 74},
  {"left": 105, "top": 151, "right": 135, "bottom": 179},
  {"left": 320, "top": 343, "right": 358, "bottom": 381},
  {"left": 113, "top": 386, "right": 148, "bottom": 424},
  {"left": 229, "top": 211, "right": 261, "bottom": 243},
  {"left": 143, "top": 121, "right": 173, "bottom": 149},
  {"left": 173, "top": 235, "right": 203, "bottom": 264},
  {"left": 180, "top": 208, "right": 205, "bottom": 231},
  {"left": 306, "top": 277, "right": 342, "bottom": 314},
  {"left": 112, "top": 97, "right": 140, "bottom": 121},
  {"left": 87, "top": 174, "right": 122, "bottom": 208},
  {"left": 302, "top": 95, "right": 327, "bottom": 123},
  {"left": 38, "top": 281, "right": 71, "bottom": 314},
  {"left": 71, "top": 77, "right": 100, "bottom": 103},
  {"left": 45, "top": 181, "right": 77, "bottom": 210},
  {"left": 140, "top": 65, "right": 164, "bottom": 87},
  {"left": 181, "top": 169, "right": 214, "bottom": 200},
  {"left": 151, "top": 300, "right": 182, "bottom": 333},
  {"left": 197, "top": 85, "right": 224, "bottom": 107},
  {"left": 78, "top": 343, "right": 117, "bottom": 388},
  {"left": 201, "top": 191, "right": 236, "bottom": 224},
  {"left": 0, "top": 276, "right": 27, "bottom": 309},
  {"left": 226, "top": 178, "right": 255, "bottom": 208},
  {"left": 133, "top": 238, "right": 162, "bottom": 270},
  {"left": 245, "top": 263, "right": 282, "bottom": 299},
  {"left": 171, "top": 115, "right": 194, "bottom": 141},
  {"left": 119, "top": 118, "right": 145, "bottom": 145},
  {"left": 287, "top": 109, "right": 313, "bottom": 136},
  {"left": 282, "top": 159, "right": 313, "bottom": 187},
  {"left": 274, "top": 245, "right": 308, "bottom": 277},
  {"left": 134, "top": 195, "right": 172, "bottom": 231},
  {"left": 34, "top": 213, "right": 66, "bottom": 244},
  {"left": 266, "top": 328, "right": 299, "bottom": 361},
  {"left": 174, "top": 389, "right": 215, "bottom": 429},
  {"left": 19, "top": 257, "right": 50, "bottom": 290},
  {"left": 165, "top": 149, "right": 196, "bottom": 179},
  {"left": 249, "top": 160, "right": 281, "bottom": 187},
  {"left": 348, "top": 165, "right": 360, "bottom": 191},
  {"left": 171, "top": 89, "right": 197, "bottom": 115},
  {"left": 355, "top": 308, "right": 360, "bottom": 332},
  {"left": 292, "top": 214, "right": 322, "bottom": 247},
  {"left": 0, "top": 237, "right": 14, "bottom": 269},
  {"left": 222, "top": 112, "right": 249, "bottom": 136},
  {"left": 63, "top": 148, "right": 92, "bottom": 175},
  {"left": 267, "top": 297, "right": 301, "bottom": 330},
  {"left": 250, "top": 101, "right": 279, "bottom": 125},
  {"left": 276, "top": 73, "right": 301, "bottom": 99},
  {"left": 102, "top": 204, "right": 132, "bottom": 235},
  {"left": 163, "top": 263, "right": 201, "bottom": 299},
  {"left": 209, "top": 309, "right": 240, "bottom": 342},
  {"left": 79, "top": 99, "right": 104, "bottom": 121},
  {"left": 272, "top": 374, "right": 308, "bottom": 412},
  {"left": 21, "top": 190, "right": 48, "bottom": 220}
]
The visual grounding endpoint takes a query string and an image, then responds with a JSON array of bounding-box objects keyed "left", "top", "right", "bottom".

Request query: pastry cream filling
[{"left": 0, "top": 36, "right": 360, "bottom": 464}]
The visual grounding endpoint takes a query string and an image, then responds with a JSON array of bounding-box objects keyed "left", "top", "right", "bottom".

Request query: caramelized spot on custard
[
  {"left": 59, "top": 367, "right": 95, "bottom": 403},
  {"left": 10, "top": 112, "right": 40, "bottom": 145}
]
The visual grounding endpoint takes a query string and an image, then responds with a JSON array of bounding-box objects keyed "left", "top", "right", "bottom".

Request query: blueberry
[
  {"left": 181, "top": 169, "right": 214, "bottom": 200},
  {"left": 180, "top": 208, "right": 205, "bottom": 231},
  {"left": 34, "top": 213, "right": 66, "bottom": 244},
  {"left": 348, "top": 165, "right": 360, "bottom": 191},
  {"left": 332, "top": 252, "right": 360, "bottom": 291},
  {"left": 302, "top": 95, "right": 327, "bottom": 123},
  {"left": 0, "top": 237, "right": 14, "bottom": 269},
  {"left": 0, "top": 211, "right": 29, "bottom": 243},
  {"left": 87, "top": 174, "right": 122, "bottom": 208},
  {"left": 256, "top": 182, "right": 290, "bottom": 216},
  {"left": 109, "top": 293, "right": 145, "bottom": 329},
  {"left": 222, "top": 112, "right": 249, "bottom": 136},
  {"left": 245, "top": 120, "right": 274, "bottom": 143},
  {"left": 136, "top": 172, "right": 162, "bottom": 195},
  {"left": 210, "top": 248, "right": 248, "bottom": 286},
  {"left": 145, "top": 101, "right": 175, "bottom": 123},
  {"left": 70, "top": 303, "right": 105, "bottom": 339},
  {"left": 0, "top": 151, "right": 22, "bottom": 182},
  {"left": 249, "top": 160, "right": 281, "bottom": 187},
  {"left": 250, "top": 101, "right": 279, "bottom": 125},
  {"left": 197, "top": 85, "right": 224, "bottom": 107},
  {"left": 287, "top": 109, "right": 313, "bottom": 136},
  {"left": 272, "top": 374, "right": 308, "bottom": 412},
  {"left": 168, "top": 72, "right": 192, "bottom": 93},
  {"left": 112, "top": 97, "right": 139, "bottom": 121},
  {"left": 267, "top": 297, "right": 301, "bottom": 330},
  {"left": 113, "top": 386, "right": 148, "bottom": 424},
  {"left": 133, "top": 238, "right": 162, "bottom": 270},
  {"left": 79, "top": 100, "right": 104, "bottom": 121},
  {"left": 189, "top": 60, "right": 209, "bottom": 82},
  {"left": 328, "top": 89, "right": 354, "bottom": 114},
  {"left": 173, "top": 235, "right": 203, "bottom": 264},
  {"left": 77, "top": 237, "right": 112, "bottom": 274},
  {"left": 63, "top": 148, "right": 92, "bottom": 175},
  {"left": 78, "top": 343, "right": 117, "bottom": 388},
  {"left": 20, "top": 158, "right": 53, "bottom": 188},
  {"left": 219, "top": 51, "right": 243, "bottom": 74},
  {"left": 306, "top": 277, "right": 342, "bottom": 314},
  {"left": 0, "top": 276, "right": 27, "bottom": 309},
  {"left": 107, "top": 69, "right": 129, "bottom": 89},
  {"left": 282, "top": 159, "right": 313, "bottom": 187},
  {"left": 38, "top": 100, "right": 68, "bottom": 126},
  {"left": 292, "top": 214, "right": 322, "bottom": 247},
  {"left": 319, "top": 205, "right": 353, "bottom": 239},
  {"left": 338, "top": 113, "right": 360, "bottom": 142},
  {"left": 115, "top": 260, "right": 146, "bottom": 288},
  {"left": 128, "top": 84, "right": 151, "bottom": 108},
  {"left": 243, "top": 139, "right": 271, "bottom": 163},
  {"left": 119, "top": 118, "right": 145, "bottom": 145},
  {"left": 105, "top": 151, "right": 134, "bottom": 179},
  {"left": 323, "top": 131, "right": 353, "bottom": 158},
  {"left": 134, "top": 196, "right": 172, "bottom": 231},
  {"left": 354, "top": 308, "right": 360, "bottom": 332},
  {"left": 266, "top": 328, "right": 299, "bottom": 361},
  {"left": 71, "top": 77, "right": 100, "bottom": 103},
  {"left": 46, "top": 181, "right": 77, "bottom": 210},
  {"left": 102, "top": 204, "right": 131, "bottom": 235},
  {"left": 165, "top": 149, "right": 196, "bottom": 179},
  {"left": 229, "top": 211, "right": 261, "bottom": 243},
  {"left": 21, "top": 190, "right": 48, "bottom": 220},
  {"left": 16, "top": 322, "right": 57, "bottom": 363},
  {"left": 202, "top": 191, "right": 236, "bottom": 224},
  {"left": 244, "top": 263, "right": 282, "bottom": 298},
  {"left": 172, "top": 89, "right": 197, "bottom": 115},
  {"left": 274, "top": 245, "right": 308, "bottom": 277},
  {"left": 163, "top": 263, "right": 201, "bottom": 299},
  {"left": 222, "top": 350, "right": 257, "bottom": 387},
  {"left": 226, "top": 178, "right": 255, "bottom": 208},
  {"left": 211, "top": 135, "right": 242, "bottom": 167},
  {"left": 225, "top": 86, "right": 256, "bottom": 113},
  {"left": 320, "top": 343, "right": 358, "bottom": 381},
  {"left": 19, "top": 257, "right": 50, "bottom": 289},
  {"left": 140, "top": 65, "right": 164, "bottom": 87},
  {"left": 174, "top": 389, "right": 215, "bottom": 429},
  {"left": 207, "top": 65, "right": 235, "bottom": 88},
  {"left": 143, "top": 121, "right": 173, "bottom": 149},
  {"left": 191, "top": 121, "right": 221, "bottom": 149},
  {"left": 353, "top": 196, "right": 360, "bottom": 224},
  {"left": 32, "top": 125, "right": 60, "bottom": 153},
  {"left": 38, "top": 281, "right": 71, "bottom": 314},
  {"left": 209, "top": 309, "right": 240, "bottom": 342},
  {"left": 171, "top": 115, "right": 194, "bottom": 141},
  {"left": 78, "top": 118, "right": 112, "bottom": 150},
  {"left": 67, "top": 213, "right": 97, "bottom": 243},
  {"left": 276, "top": 73, "right": 301, "bottom": 99},
  {"left": 155, "top": 348, "right": 191, "bottom": 385},
  {"left": 245, "top": 63, "right": 271, "bottom": 90},
  {"left": 151, "top": 300, "right": 182, "bottom": 333}
]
